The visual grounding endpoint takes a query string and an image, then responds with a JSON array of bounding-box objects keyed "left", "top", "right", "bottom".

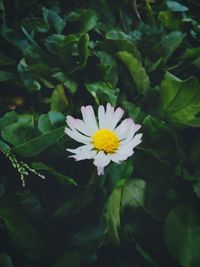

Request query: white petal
[
  {"left": 121, "top": 123, "right": 141, "bottom": 145},
  {"left": 120, "top": 133, "right": 143, "bottom": 150},
  {"left": 97, "top": 166, "right": 104, "bottom": 175},
  {"left": 103, "top": 103, "right": 115, "bottom": 129},
  {"left": 110, "top": 107, "right": 124, "bottom": 130},
  {"left": 110, "top": 133, "right": 142, "bottom": 163},
  {"left": 65, "top": 127, "right": 91, "bottom": 144},
  {"left": 66, "top": 116, "right": 91, "bottom": 136},
  {"left": 93, "top": 151, "right": 111, "bottom": 169},
  {"left": 81, "top": 105, "right": 98, "bottom": 133},
  {"left": 70, "top": 150, "right": 97, "bottom": 161},
  {"left": 98, "top": 105, "right": 105, "bottom": 128},
  {"left": 67, "top": 144, "right": 93, "bottom": 154},
  {"left": 110, "top": 150, "right": 134, "bottom": 163},
  {"left": 114, "top": 118, "right": 133, "bottom": 140}
]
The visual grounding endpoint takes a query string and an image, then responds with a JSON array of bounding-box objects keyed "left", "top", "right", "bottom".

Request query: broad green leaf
[
  {"left": 103, "top": 30, "right": 141, "bottom": 60},
  {"left": 121, "top": 179, "right": 146, "bottom": 209},
  {"left": 69, "top": 33, "right": 89, "bottom": 72},
  {"left": 0, "top": 70, "right": 14, "bottom": 81},
  {"left": 0, "top": 184, "right": 5, "bottom": 199},
  {"left": 165, "top": 203, "right": 200, "bottom": 267},
  {"left": 158, "top": 11, "right": 180, "bottom": 30},
  {"left": 134, "top": 152, "right": 173, "bottom": 182},
  {"left": 0, "top": 253, "right": 15, "bottom": 267},
  {"left": 193, "top": 181, "right": 200, "bottom": 199},
  {"left": 78, "top": 33, "right": 89, "bottom": 66},
  {"left": 12, "top": 126, "right": 65, "bottom": 157},
  {"left": 48, "top": 111, "right": 65, "bottom": 127},
  {"left": 44, "top": 34, "right": 78, "bottom": 69},
  {"left": 181, "top": 47, "right": 200, "bottom": 61},
  {"left": 166, "top": 1, "right": 189, "bottom": 12},
  {"left": 0, "top": 139, "right": 10, "bottom": 153},
  {"left": 96, "top": 51, "right": 118, "bottom": 86},
  {"left": 190, "top": 134, "right": 200, "bottom": 175},
  {"left": 135, "top": 241, "right": 158, "bottom": 267},
  {"left": 160, "top": 72, "right": 200, "bottom": 126},
  {"left": 142, "top": 115, "right": 176, "bottom": 159},
  {"left": 106, "top": 180, "right": 125, "bottom": 246},
  {"left": 52, "top": 251, "right": 81, "bottom": 267},
  {"left": 73, "top": 10, "right": 97, "bottom": 33},
  {"left": 0, "top": 202, "right": 47, "bottom": 260},
  {"left": 16, "top": 191, "right": 44, "bottom": 219},
  {"left": 0, "top": 51, "right": 16, "bottom": 66},
  {"left": 0, "top": 112, "right": 37, "bottom": 146},
  {"left": 161, "top": 31, "right": 185, "bottom": 62},
  {"left": 52, "top": 72, "right": 78, "bottom": 93},
  {"left": 0, "top": 111, "right": 30, "bottom": 131},
  {"left": 193, "top": 58, "right": 200, "bottom": 70},
  {"left": 106, "top": 30, "right": 133, "bottom": 41},
  {"left": 122, "top": 101, "right": 146, "bottom": 123},
  {"left": 51, "top": 84, "right": 69, "bottom": 112},
  {"left": 86, "top": 82, "right": 118, "bottom": 106},
  {"left": 38, "top": 114, "right": 52, "bottom": 134},
  {"left": 42, "top": 7, "right": 65, "bottom": 33},
  {"left": 32, "top": 162, "right": 77, "bottom": 186},
  {"left": 18, "top": 59, "right": 41, "bottom": 91},
  {"left": 2, "top": 124, "right": 38, "bottom": 146},
  {"left": 117, "top": 51, "right": 150, "bottom": 95},
  {"left": 98, "top": 39, "right": 141, "bottom": 60}
]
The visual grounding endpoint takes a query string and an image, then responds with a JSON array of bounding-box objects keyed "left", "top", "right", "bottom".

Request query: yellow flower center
[{"left": 92, "top": 128, "right": 120, "bottom": 153}]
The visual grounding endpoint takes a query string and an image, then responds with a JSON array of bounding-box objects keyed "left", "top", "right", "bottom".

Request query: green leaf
[
  {"left": 0, "top": 139, "right": 10, "bottom": 153},
  {"left": 121, "top": 179, "right": 146, "bottom": 209},
  {"left": 0, "top": 184, "right": 5, "bottom": 199},
  {"left": 12, "top": 126, "right": 65, "bottom": 157},
  {"left": 161, "top": 31, "right": 185, "bottom": 62},
  {"left": 51, "top": 84, "right": 69, "bottom": 112},
  {"left": 166, "top": 1, "right": 189, "bottom": 12},
  {"left": 98, "top": 39, "right": 141, "bottom": 61},
  {"left": 102, "top": 30, "right": 141, "bottom": 60},
  {"left": 79, "top": 33, "right": 89, "bottom": 65},
  {"left": 135, "top": 241, "right": 158, "bottom": 267},
  {"left": 142, "top": 115, "right": 176, "bottom": 159},
  {"left": 0, "top": 111, "right": 28, "bottom": 131},
  {"left": 160, "top": 72, "right": 200, "bottom": 126},
  {"left": 193, "top": 181, "right": 200, "bottom": 199},
  {"left": 85, "top": 82, "right": 119, "bottom": 106},
  {"left": 190, "top": 134, "right": 200, "bottom": 175},
  {"left": 0, "top": 253, "right": 15, "bottom": 267},
  {"left": 38, "top": 114, "right": 52, "bottom": 134},
  {"left": 52, "top": 251, "right": 81, "bottom": 267},
  {"left": 42, "top": 7, "right": 65, "bottom": 33},
  {"left": 73, "top": 10, "right": 97, "bottom": 33},
  {"left": 52, "top": 72, "right": 78, "bottom": 93},
  {"left": 106, "top": 180, "right": 125, "bottom": 246},
  {"left": 0, "top": 112, "right": 37, "bottom": 146},
  {"left": 122, "top": 101, "right": 146, "bottom": 123},
  {"left": 0, "top": 71, "right": 14, "bottom": 81},
  {"left": 18, "top": 59, "right": 41, "bottom": 91},
  {"left": 48, "top": 111, "right": 65, "bottom": 127},
  {"left": 165, "top": 203, "right": 200, "bottom": 267},
  {"left": 0, "top": 51, "right": 16, "bottom": 66},
  {"left": 158, "top": 11, "right": 180, "bottom": 30},
  {"left": 117, "top": 51, "right": 150, "bottom": 95},
  {"left": 32, "top": 162, "right": 77, "bottom": 186},
  {"left": 0, "top": 202, "right": 47, "bottom": 260}
]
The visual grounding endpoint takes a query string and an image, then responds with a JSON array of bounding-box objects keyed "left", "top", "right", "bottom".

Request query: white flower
[{"left": 65, "top": 103, "right": 142, "bottom": 175}]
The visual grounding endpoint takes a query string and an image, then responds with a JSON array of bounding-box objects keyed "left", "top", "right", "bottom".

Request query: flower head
[{"left": 65, "top": 103, "right": 142, "bottom": 175}]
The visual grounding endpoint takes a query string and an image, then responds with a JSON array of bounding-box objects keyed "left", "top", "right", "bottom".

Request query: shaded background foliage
[{"left": 1, "top": 0, "right": 200, "bottom": 266}]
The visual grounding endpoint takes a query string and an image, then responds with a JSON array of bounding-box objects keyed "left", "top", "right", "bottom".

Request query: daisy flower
[{"left": 65, "top": 103, "right": 142, "bottom": 175}]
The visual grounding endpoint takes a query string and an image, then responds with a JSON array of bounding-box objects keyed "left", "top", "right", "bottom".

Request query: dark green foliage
[{"left": 1, "top": 0, "right": 200, "bottom": 266}]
